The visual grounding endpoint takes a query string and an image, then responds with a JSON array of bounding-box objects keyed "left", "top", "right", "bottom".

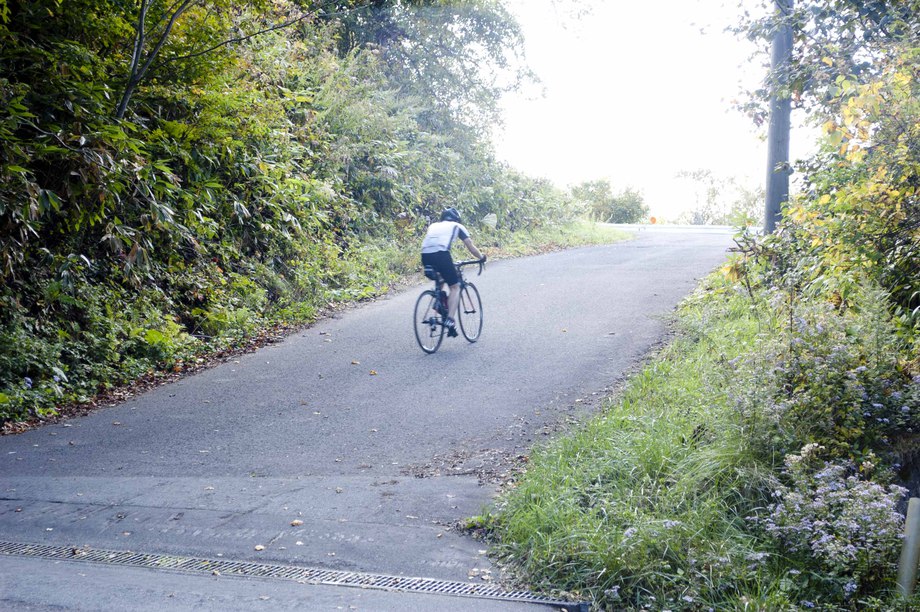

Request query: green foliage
[
  {"left": 754, "top": 444, "right": 906, "bottom": 602},
  {"left": 492, "top": 281, "right": 773, "bottom": 609},
  {"left": 0, "top": 0, "right": 580, "bottom": 422},
  {"left": 738, "top": 3, "right": 919, "bottom": 315},
  {"left": 492, "top": 276, "right": 917, "bottom": 609},
  {"left": 716, "top": 282, "right": 918, "bottom": 462},
  {"left": 323, "top": 0, "right": 534, "bottom": 135},
  {"left": 490, "top": 4, "right": 920, "bottom": 609},
  {"left": 569, "top": 180, "right": 648, "bottom": 224},
  {"left": 736, "top": 0, "right": 920, "bottom": 123},
  {"left": 674, "top": 170, "right": 764, "bottom": 227}
]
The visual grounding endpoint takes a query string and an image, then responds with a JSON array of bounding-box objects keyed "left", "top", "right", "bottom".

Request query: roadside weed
[{"left": 491, "top": 277, "right": 918, "bottom": 610}]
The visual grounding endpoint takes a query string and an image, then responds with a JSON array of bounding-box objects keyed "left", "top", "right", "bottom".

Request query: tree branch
[
  {"left": 159, "top": 11, "right": 317, "bottom": 64},
  {"left": 115, "top": 0, "right": 199, "bottom": 118},
  {"left": 114, "top": 0, "right": 385, "bottom": 118}
]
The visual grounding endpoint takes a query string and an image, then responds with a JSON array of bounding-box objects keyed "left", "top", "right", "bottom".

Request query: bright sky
[{"left": 494, "top": 0, "right": 813, "bottom": 220}]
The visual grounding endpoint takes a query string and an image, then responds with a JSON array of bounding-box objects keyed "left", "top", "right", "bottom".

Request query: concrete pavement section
[{"left": 0, "top": 226, "right": 733, "bottom": 610}]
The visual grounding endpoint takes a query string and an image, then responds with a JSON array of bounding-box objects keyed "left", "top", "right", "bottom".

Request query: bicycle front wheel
[
  {"left": 457, "top": 283, "right": 483, "bottom": 342},
  {"left": 414, "top": 290, "right": 444, "bottom": 353}
]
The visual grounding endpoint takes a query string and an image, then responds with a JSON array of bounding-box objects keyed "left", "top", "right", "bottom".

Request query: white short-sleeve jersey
[{"left": 421, "top": 221, "right": 470, "bottom": 254}]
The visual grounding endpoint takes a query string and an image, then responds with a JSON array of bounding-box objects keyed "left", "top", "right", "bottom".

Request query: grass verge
[{"left": 487, "top": 275, "right": 918, "bottom": 610}]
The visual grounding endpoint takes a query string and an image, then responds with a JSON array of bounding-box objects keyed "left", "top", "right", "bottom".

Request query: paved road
[{"left": 0, "top": 226, "right": 733, "bottom": 610}]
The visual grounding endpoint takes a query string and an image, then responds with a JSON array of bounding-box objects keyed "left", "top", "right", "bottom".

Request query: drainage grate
[{"left": 0, "top": 541, "right": 587, "bottom": 611}]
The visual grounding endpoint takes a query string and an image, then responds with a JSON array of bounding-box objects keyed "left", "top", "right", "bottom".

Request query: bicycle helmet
[{"left": 440, "top": 207, "right": 461, "bottom": 223}]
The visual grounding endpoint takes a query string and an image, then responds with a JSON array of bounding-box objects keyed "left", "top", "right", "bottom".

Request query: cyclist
[{"left": 421, "top": 207, "right": 485, "bottom": 337}]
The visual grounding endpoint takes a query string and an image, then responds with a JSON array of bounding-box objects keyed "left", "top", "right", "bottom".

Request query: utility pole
[{"left": 764, "top": 0, "right": 793, "bottom": 233}]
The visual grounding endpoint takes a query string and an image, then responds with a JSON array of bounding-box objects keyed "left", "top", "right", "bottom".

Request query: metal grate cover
[{"left": 0, "top": 541, "right": 587, "bottom": 611}]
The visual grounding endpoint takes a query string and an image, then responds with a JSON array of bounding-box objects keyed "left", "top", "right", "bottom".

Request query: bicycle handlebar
[{"left": 455, "top": 258, "right": 486, "bottom": 276}]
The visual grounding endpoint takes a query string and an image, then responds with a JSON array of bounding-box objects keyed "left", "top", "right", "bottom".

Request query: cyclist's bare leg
[{"left": 447, "top": 282, "right": 460, "bottom": 321}]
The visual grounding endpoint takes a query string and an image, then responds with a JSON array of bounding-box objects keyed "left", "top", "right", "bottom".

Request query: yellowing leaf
[{"left": 721, "top": 260, "right": 743, "bottom": 282}]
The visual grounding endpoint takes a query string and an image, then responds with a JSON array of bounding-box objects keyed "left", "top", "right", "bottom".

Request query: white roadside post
[{"left": 897, "top": 497, "right": 920, "bottom": 599}]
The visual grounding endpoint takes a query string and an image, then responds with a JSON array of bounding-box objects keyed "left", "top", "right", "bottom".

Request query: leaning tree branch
[
  {"left": 115, "top": 0, "right": 199, "bottom": 118},
  {"left": 158, "top": 11, "right": 317, "bottom": 64},
  {"left": 114, "top": 1, "right": 393, "bottom": 119}
]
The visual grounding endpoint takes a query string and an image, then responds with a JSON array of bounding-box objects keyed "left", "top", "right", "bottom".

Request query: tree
[
  {"left": 675, "top": 170, "right": 764, "bottom": 227},
  {"left": 737, "top": 0, "right": 920, "bottom": 123},
  {"left": 570, "top": 180, "right": 648, "bottom": 224},
  {"left": 317, "top": 0, "right": 535, "bottom": 134},
  {"left": 736, "top": 0, "right": 920, "bottom": 311}
]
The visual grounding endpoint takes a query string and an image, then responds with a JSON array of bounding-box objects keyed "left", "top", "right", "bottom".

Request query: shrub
[
  {"left": 723, "top": 285, "right": 920, "bottom": 464},
  {"left": 752, "top": 443, "right": 906, "bottom": 605}
]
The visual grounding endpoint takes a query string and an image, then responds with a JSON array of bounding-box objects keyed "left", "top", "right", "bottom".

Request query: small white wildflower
[
  {"left": 604, "top": 586, "right": 621, "bottom": 601},
  {"left": 662, "top": 520, "right": 682, "bottom": 529}
]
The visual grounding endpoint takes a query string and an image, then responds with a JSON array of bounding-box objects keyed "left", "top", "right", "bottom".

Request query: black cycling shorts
[{"left": 421, "top": 250, "right": 459, "bottom": 286}]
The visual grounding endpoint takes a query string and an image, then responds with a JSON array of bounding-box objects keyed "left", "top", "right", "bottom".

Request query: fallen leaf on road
[{"left": 369, "top": 370, "right": 377, "bottom": 375}]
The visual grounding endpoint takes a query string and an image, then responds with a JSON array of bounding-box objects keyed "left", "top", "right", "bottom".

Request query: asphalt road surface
[{"left": 0, "top": 226, "right": 734, "bottom": 610}]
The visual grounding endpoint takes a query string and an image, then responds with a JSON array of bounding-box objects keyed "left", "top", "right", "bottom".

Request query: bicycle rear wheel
[
  {"left": 414, "top": 290, "right": 444, "bottom": 353},
  {"left": 457, "top": 283, "right": 483, "bottom": 342}
]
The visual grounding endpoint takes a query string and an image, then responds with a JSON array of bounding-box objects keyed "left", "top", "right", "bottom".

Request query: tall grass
[
  {"left": 490, "top": 277, "right": 918, "bottom": 610},
  {"left": 492, "top": 280, "right": 773, "bottom": 608},
  {"left": 476, "top": 220, "right": 631, "bottom": 257}
]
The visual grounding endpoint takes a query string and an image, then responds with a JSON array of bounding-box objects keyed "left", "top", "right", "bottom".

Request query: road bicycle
[{"left": 413, "top": 259, "right": 484, "bottom": 354}]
